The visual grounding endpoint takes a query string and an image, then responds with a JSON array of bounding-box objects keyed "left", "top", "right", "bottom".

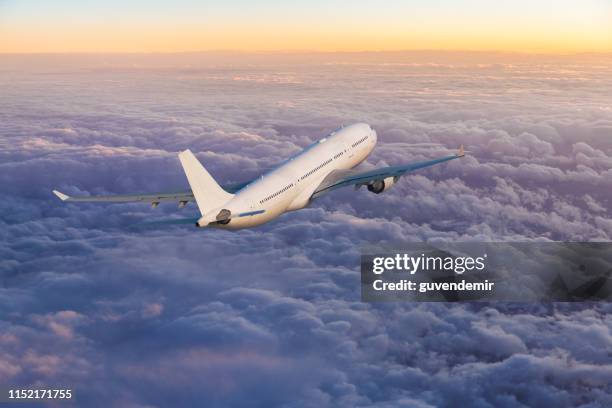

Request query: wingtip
[
  {"left": 457, "top": 144, "right": 465, "bottom": 157},
  {"left": 52, "top": 190, "right": 70, "bottom": 201}
]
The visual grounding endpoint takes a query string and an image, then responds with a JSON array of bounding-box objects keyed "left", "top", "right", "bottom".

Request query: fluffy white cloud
[{"left": 1, "top": 52, "right": 611, "bottom": 407}]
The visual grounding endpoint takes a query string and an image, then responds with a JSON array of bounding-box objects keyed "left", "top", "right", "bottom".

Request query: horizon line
[{"left": 2, "top": 49, "right": 612, "bottom": 56}]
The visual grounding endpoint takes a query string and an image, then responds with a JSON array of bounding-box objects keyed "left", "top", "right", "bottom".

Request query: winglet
[
  {"left": 52, "top": 190, "right": 70, "bottom": 201},
  {"left": 457, "top": 144, "right": 465, "bottom": 157}
]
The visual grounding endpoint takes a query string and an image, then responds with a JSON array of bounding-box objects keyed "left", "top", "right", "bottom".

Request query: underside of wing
[{"left": 312, "top": 146, "right": 464, "bottom": 199}]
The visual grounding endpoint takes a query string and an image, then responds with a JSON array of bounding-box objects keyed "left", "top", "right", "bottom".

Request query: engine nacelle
[{"left": 367, "top": 176, "right": 398, "bottom": 194}]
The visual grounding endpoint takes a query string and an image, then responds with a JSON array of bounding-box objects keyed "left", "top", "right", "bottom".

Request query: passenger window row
[
  {"left": 351, "top": 135, "right": 368, "bottom": 148},
  {"left": 260, "top": 183, "right": 294, "bottom": 204},
  {"left": 300, "top": 157, "right": 333, "bottom": 181}
]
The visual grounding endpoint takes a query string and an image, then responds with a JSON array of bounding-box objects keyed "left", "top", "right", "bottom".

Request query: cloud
[{"left": 1, "top": 52, "right": 611, "bottom": 407}]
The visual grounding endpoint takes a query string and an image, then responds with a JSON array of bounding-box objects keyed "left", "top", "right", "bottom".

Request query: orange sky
[{"left": 1, "top": 0, "right": 611, "bottom": 53}]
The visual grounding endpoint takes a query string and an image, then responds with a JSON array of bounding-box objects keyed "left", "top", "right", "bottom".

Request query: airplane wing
[
  {"left": 312, "top": 145, "right": 465, "bottom": 199},
  {"left": 52, "top": 181, "right": 251, "bottom": 207}
]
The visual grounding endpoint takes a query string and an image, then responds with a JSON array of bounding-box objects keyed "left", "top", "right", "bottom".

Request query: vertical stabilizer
[{"left": 178, "top": 150, "right": 233, "bottom": 216}]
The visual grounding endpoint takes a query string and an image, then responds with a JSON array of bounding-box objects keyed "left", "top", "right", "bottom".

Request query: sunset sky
[{"left": 1, "top": 0, "right": 611, "bottom": 53}]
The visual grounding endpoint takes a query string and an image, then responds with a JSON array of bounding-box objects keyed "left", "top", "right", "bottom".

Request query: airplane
[{"left": 53, "top": 123, "right": 465, "bottom": 230}]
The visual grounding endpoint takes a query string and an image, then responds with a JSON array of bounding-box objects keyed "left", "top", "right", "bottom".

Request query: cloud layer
[{"left": 1, "top": 52, "right": 611, "bottom": 407}]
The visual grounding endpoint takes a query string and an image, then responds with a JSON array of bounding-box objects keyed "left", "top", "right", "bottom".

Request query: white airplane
[{"left": 53, "top": 123, "right": 464, "bottom": 230}]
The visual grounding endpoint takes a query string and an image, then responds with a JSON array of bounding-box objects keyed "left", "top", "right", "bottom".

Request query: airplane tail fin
[{"left": 178, "top": 150, "right": 234, "bottom": 216}]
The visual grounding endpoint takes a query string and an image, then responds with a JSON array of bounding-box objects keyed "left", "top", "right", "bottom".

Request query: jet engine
[{"left": 367, "top": 176, "right": 398, "bottom": 194}]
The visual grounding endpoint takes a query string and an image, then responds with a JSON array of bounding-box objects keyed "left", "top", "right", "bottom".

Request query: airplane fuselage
[{"left": 207, "top": 123, "right": 377, "bottom": 229}]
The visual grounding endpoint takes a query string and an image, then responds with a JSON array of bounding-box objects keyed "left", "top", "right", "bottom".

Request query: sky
[
  {"left": 1, "top": 52, "right": 612, "bottom": 406},
  {"left": 1, "top": 0, "right": 611, "bottom": 53}
]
